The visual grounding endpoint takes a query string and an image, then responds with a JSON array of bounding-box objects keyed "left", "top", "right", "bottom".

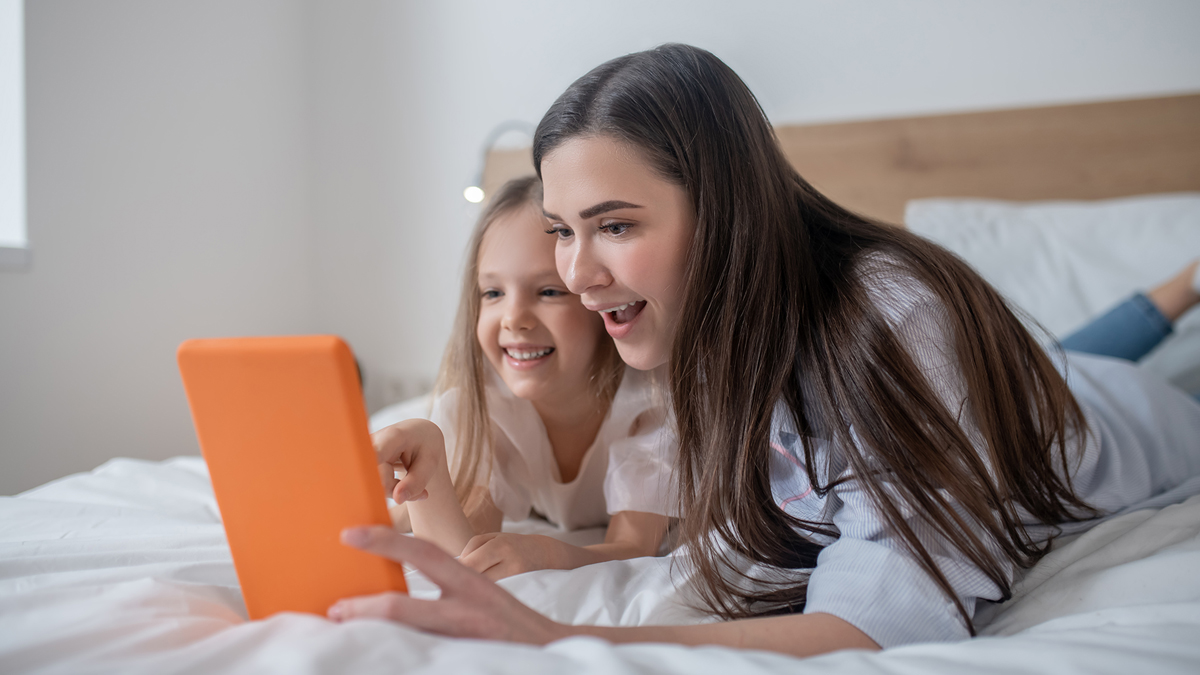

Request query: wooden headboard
[{"left": 484, "top": 93, "right": 1200, "bottom": 224}]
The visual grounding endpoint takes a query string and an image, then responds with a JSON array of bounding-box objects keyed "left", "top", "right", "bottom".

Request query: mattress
[{"left": 2, "top": 456, "right": 1199, "bottom": 674}]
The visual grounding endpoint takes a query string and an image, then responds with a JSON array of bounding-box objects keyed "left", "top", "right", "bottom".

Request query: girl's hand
[
  {"left": 460, "top": 533, "right": 575, "bottom": 581},
  {"left": 372, "top": 419, "right": 447, "bottom": 503},
  {"left": 329, "top": 525, "right": 569, "bottom": 645},
  {"left": 373, "top": 420, "right": 475, "bottom": 555}
]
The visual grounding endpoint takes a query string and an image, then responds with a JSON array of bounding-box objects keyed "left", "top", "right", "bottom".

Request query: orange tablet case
[{"left": 177, "top": 335, "right": 407, "bottom": 620}]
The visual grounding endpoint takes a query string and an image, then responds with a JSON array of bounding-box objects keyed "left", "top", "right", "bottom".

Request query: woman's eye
[
  {"left": 545, "top": 225, "right": 573, "bottom": 240},
  {"left": 600, "top": 221, "right": 631, "bottom": 236},
  {"left": 481, "top": 289, "right": 501, "bottom": 300}
]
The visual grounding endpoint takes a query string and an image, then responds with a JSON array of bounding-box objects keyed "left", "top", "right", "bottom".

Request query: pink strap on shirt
[{"left": 772, "top": 442, "right": 814, "bottom": 507}]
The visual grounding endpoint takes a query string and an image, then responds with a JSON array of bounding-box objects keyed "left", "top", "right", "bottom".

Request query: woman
[{"left": 329, "top": 44, "right": 1200, "bottom": 658}]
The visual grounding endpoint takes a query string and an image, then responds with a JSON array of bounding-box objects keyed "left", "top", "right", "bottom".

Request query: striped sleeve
[{"left": 802, "top": 267, "right": 1012, "bottom": 647}]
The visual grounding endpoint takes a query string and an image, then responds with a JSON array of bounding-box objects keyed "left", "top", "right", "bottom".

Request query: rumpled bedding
[{"left": 2, "top": 456, "right": 1200, "bottom": 674}]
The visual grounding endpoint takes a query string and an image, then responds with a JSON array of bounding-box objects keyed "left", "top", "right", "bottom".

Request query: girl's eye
[
  {"left": 481, "top": 289, "right": 501, "bottom": 300},
  {"left": 600, "top": 221, "right": 631, "bottom": 236},
  {"left": 545, "top": 225, "right": 573, "bottom": 240},
  {"left": 539, "top": 288, "right": 567, "bottom": 298}
]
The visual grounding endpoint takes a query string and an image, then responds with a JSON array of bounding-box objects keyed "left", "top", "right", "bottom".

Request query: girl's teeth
[{"left": 506, "top": 347, "right": 553, "bottom": 361}]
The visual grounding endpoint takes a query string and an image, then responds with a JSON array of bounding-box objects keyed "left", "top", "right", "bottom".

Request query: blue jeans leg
[{"left": 1061, "top": 293, "right": 1173, "bottom": 362}]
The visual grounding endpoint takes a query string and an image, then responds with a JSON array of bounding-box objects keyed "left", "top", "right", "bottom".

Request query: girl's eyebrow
[
  {"left": 478, "top": 269, "right": 564, "bottom": 284},
  {"left": 543, "top": 200, "right": 643, "bottom": 222}
]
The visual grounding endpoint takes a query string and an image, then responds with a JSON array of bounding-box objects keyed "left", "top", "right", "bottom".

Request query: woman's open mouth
[{"left": 600, "top": 301, "right": 647, "bottom": 339}]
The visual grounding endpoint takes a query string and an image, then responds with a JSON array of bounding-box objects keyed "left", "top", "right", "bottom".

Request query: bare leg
[
  {"left": 1146, "top": 260, "right": 1200, "bottom": 322},
  {"left": 1062, "top": 260, "right": 1198, "bottom": 361}
]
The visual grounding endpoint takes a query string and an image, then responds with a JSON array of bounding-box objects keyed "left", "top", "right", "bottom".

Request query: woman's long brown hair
[
  {"left": 436, "top": 176, "right": 624, "bottom": 507},
  {"left": 533, "top": 44, "right": 1093, "bottom": 634}
]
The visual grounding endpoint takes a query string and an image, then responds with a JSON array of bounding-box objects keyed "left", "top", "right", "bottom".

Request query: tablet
[{"left": 178, "top": 335, "right": 407, "bottom": 620}]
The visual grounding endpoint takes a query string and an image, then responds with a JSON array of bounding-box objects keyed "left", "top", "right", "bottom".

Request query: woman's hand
[
  {"left": 331, "top": 527, "right": 879, "bottom": 657},
  {"left": 460, "top": 533, "right": 576, "bottom": 581},
  {"left": 329, "top": 525, "right": 569, "bottom": 645},
  {"left": 372, "top": 419, "right": 447, "bottom": 503}
]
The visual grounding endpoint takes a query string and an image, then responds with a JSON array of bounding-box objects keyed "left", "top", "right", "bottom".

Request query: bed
[{"left": 3, "top": 94, "right": 1200, "bottom": 674}]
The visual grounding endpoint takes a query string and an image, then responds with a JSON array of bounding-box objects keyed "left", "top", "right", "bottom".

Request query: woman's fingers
[
  {"left": 342, "top": 526, "right": 480, "bottom": 592},
  {"left": 328, "top": 589, "right": 551, "bottom": 643},
  {"left": 328, "top": 592, "right": 500, "bottom": 639},
  {"left": 328, "top": 591, "right": 426, "bottom": 623},
  {"left": 337, "top": 526, "right": 568, "bottom": 644}
]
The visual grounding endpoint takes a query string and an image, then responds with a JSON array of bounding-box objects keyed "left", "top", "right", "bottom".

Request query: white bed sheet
[{"left": 3, "top": 456, "right": 1200, "bottom": 674}]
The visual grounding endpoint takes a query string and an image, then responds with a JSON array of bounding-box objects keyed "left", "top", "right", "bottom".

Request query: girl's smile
[{"left": 501, "top": 343, "right": 556, "bottom": 369}]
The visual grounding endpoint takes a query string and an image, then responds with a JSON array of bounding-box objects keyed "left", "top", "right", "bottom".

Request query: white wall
[
  {"left": 0, "top": 1, "right": 315, "bottom": 494},
  {"left": 3, "top": 0, "right": 1199, "bottom": 494},
  {"left": 315, "top": 0, "right": 1200, "bottom": 410},
  {"left": 0, "top": 0, "right": 23, "bottom": 250}
]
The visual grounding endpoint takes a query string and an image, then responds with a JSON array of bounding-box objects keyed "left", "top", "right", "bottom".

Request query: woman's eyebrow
[{"left": 543, "top": 200, "right": 643, "bottom": 222}]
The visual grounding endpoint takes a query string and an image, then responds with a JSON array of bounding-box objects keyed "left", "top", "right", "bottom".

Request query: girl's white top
[
  {"left": 772, "top": 254, "right": 1200, "bottom": 649},
  {"left": 431, "top": 366, "right": 676, "bottom": 530}
]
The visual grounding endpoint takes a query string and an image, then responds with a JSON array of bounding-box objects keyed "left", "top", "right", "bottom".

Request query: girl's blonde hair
[{"left": 435, "top": 175, "right": 625, "bottom": 506}]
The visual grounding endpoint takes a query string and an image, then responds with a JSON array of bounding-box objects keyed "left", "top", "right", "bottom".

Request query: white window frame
[{"left": 0, "top": 0, "right": 27, "bottom": 271}]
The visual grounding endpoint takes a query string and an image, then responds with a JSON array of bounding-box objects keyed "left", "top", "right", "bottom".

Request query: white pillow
[
  {"left": 369, "top": 393, "right": 432, "bottom": 432},
  {"left": 905, "top": 193, "right": 1200, "bottom": 394}
]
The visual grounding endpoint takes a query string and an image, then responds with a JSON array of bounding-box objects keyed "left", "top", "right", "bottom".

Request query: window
[{"left": 0, "top": 0, "right": 26, "bottom": 270}]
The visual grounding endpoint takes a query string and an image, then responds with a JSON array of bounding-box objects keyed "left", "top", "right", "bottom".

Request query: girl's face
[
  {"left": 476, "top": 206, "right": 605, "bottom": 403},
  {"left": 542, "top": 136, "right": 695, "bottom": 371}
]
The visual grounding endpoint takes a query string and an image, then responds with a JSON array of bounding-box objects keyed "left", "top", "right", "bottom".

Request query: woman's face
[
  {"left": 475, "top": 206, "right": 605, "bottom": 403},
  {"left": 541, "top": 136, "right": 695, "bottom": 371}
]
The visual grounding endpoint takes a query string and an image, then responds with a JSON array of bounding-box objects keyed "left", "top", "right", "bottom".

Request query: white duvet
[{"left": 3, "top": 456, "right": 1200, "bottom": 674}]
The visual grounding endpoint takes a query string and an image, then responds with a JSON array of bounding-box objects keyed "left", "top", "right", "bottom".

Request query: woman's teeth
[
  {"left": 604, "top": 301, "right": 645, "bottom": 324},
  {"left": 505, "top": 347, "right": 554, "bottom": 361}
]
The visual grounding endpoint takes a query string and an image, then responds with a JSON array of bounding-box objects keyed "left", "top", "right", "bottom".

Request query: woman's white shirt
[
  {"left": 769, "top": 255, "right": 1200, "bottom": 649},
  {"left": 431, "top": 366, "right": 676, "bottom": 531}
]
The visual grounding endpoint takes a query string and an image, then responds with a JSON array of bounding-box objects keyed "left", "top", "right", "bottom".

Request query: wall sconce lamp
[{"left": 463, "top": 120, "right": 536, "bottom": 204}]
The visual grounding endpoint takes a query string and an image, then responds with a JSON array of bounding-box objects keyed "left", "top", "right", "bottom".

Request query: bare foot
[{"left": 1146, "top": 260, "right": 1200, "bottom": 322}]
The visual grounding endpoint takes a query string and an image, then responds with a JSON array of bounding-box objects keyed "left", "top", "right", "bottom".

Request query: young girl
[
  {"left": 332, "top": 44, "right": 1200, "bottom": 657},
  {"left": 375, "top": 175, "right": 674, "bottom": 579}
]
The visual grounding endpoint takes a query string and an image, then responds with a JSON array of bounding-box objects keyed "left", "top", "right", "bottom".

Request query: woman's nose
[{"left": 558, "top": 240, "right": 610, "bottom": 296}]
